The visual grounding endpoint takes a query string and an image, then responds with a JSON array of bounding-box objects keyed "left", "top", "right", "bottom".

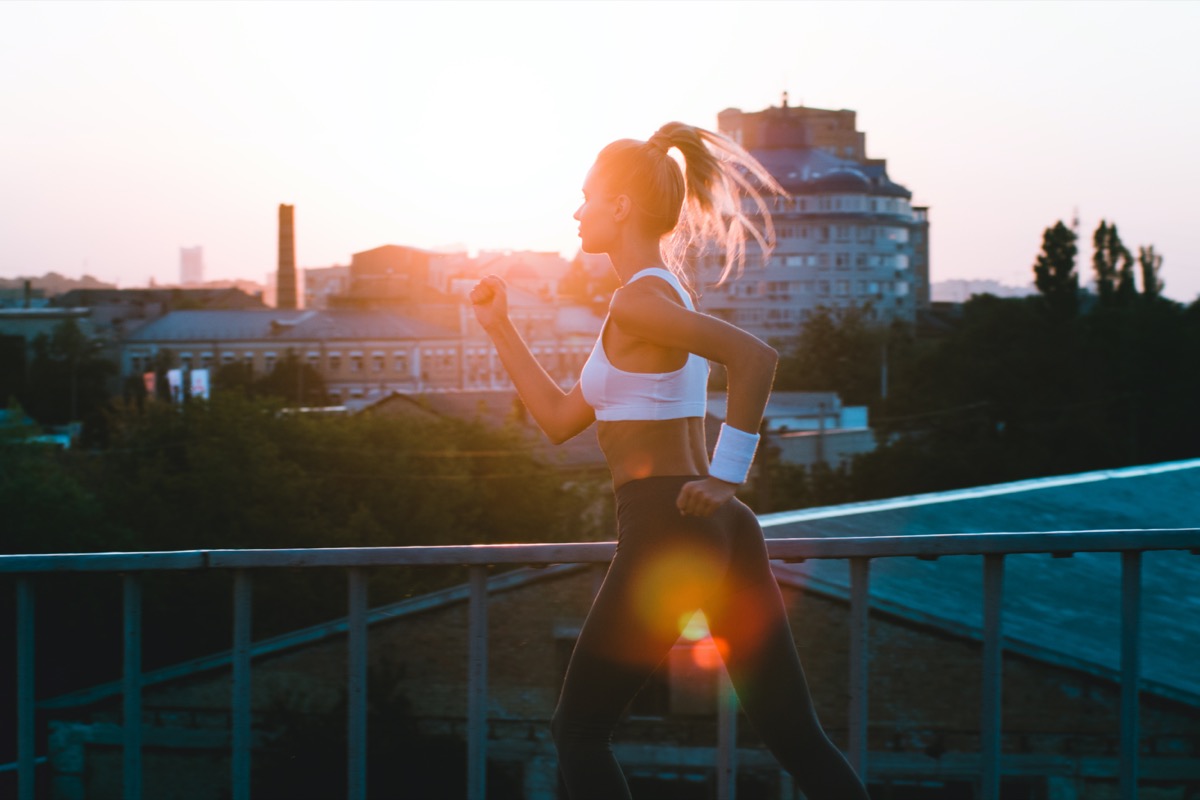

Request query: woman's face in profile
[{"left": 573, "top": 165, "right": 622, "bottom": 255}]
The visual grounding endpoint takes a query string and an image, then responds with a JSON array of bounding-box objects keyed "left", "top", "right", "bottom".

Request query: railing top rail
[{"left": 1, "top": 529, "right": 1197, "bottom": 574}]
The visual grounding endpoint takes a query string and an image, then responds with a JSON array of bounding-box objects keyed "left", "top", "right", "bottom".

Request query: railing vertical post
[
  {"left": 1120, "top": 550, "right": 1142, "bottom": 800},
  {"left": 467, "top": 565, "right": 489, "bottom": 800},
  {"left": 231, "top": 570, "right": 252, "bottom": 800},
  {"left": 981, "top": 554, "right": 1005, "bottom": 800},
  {"left": 848, "top": 557, "right": 870, "bottom": 777},
  {"left": 16, "top": 578, "right": 35, "bottom": 800},
  {"left": 347, "top": 568, "right": 368, "bottom": 800},
  {"left": 716, "top": 667, "right": 738, "bottom": 800},
  {"left": 122, "top": 574, "right": 143, "bottom": 800}
]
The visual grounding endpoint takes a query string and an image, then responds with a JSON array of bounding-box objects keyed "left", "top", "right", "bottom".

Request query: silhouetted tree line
[
  {"left": 765, "top": 220, "right": 1198, "bottom": 509},
  {"left": 0, "top": 393, "right": 594, "bottom": 757}
]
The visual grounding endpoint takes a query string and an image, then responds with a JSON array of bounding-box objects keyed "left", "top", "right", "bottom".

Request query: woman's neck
[{"left": 606, "top": 236, "right": 666, "bottom": 285}]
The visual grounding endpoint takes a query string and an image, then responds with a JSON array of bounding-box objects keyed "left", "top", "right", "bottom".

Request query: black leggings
[{"left": 551, "top": 476, "right": 869, "bottom": 800}]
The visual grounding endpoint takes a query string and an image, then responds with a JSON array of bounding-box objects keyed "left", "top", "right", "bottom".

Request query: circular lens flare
[{"left": 691, "top": 636, "right": 729, "bottom": 671}]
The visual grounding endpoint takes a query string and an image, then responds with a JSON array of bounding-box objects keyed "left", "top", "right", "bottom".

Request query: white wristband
[{"left": 709, "top": 423, "right": 760, "bottom": 484}]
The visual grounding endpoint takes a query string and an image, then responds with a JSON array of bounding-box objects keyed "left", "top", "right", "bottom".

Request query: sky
[{"left": 2, "top": 1, "right": 1198, "bottom": 301}]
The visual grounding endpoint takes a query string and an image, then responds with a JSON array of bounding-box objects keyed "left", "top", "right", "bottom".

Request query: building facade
[
  {"left": 179, "top": 246, "right": 204, "bottom": 286},
  {"left": 121, "top": 300, "right": 601, "bottom": 403},
  {"left": 695, "top": 101, "right": 930, "bottom": 341}
]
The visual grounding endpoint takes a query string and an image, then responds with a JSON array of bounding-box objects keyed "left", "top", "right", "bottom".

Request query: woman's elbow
[{"left": 753, "top": 341, "right": 779, "bottom": 371}]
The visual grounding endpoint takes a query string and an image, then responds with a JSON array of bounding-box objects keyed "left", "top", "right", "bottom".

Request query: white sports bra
[{"left": 579, "top": 267, "right": 709, "bottom": 421}]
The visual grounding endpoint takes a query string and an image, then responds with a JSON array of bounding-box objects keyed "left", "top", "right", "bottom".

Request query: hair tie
[{"left": 647, "top": 132, "right": 671, "bottom": 154}]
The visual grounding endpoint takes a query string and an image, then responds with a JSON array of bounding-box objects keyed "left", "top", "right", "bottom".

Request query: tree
[
  {"left": 1032, "top": 221, "right": 1079, "bottom": 319},
  {"left": 1092, "top": 220, "right": 1135, "bottom": 306},
  {"left": 775, "top": 304, "right": 894, "bottom": 405},
  {"left": 254, "top": 350, "right": 328, "bottom": 406},
  {"left": 1138, "top": 245, "right": 1164, "bottom": 300},
  {"left": 24, "top": 318, "right": 115, "bottom": 427}
]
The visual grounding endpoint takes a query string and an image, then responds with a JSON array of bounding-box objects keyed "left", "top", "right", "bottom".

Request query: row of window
[
  {"left": 129, "top": 346, "right": 592, "bottom": 378},
  {"left": 773, "top": 224, "right": 910, "bottom": 244},
  {"left": 757, "top": 194, "right": 913, "bottom": 216},
  {"left": 715, "top": 279, "right": 909, "bottom": 299},
  {"left": 707, "top": 252, "right": 909, "bottom": 277}
]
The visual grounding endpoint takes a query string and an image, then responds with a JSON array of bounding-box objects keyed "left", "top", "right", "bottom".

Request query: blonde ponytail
[{"left": 593, "top": 122, "right": 785, "bottom": 293}]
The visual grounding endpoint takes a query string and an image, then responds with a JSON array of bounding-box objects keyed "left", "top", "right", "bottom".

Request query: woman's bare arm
[{"left": 471, "top": 276, "right": 595, "bottom": 444}]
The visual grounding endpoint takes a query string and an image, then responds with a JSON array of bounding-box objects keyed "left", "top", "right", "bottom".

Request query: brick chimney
[{"left": 277, "top": 204, "right": 297, "bottom": 310}]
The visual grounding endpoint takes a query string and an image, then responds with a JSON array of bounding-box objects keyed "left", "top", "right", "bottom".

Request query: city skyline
[{"left": 2, "top": 1, "right": 1198, "bottom": 301}]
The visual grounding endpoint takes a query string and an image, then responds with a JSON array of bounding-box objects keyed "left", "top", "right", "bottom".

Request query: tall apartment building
[
  {"left": 697, "top": 100, "right": 930, "bottom": 340},
  {"left": 179, "top": 246, "right": 204, "bottom": 285}
]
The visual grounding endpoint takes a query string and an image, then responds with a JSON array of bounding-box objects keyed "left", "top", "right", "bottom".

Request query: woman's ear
[{"left": 611, "top": 194, "right": 632, "bottom": 222}]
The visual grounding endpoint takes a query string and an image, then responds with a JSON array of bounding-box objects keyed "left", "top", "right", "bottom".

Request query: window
[
  {"left": 818, "top": 280, "right": 830, "bottom": 296},
  {"left": 855, "top": 254, "right": 868, "bottom": 269},
  {"left": 835, "top": 253, "right": 850, "bottom": 270},
  {"left": 836, "top": 225, "right": 851, "bottom": 241},
  {"left": 393, "top": 352, "right": 408, "bottom": 374},
  {"left": 372, "top": 352, "right": 385, "bottom": 372},
  {"left": 817, "top": 254, "right": 830, "bottom": 270},
  {"left": 835, "top": 280, "right": 849, "bottom": 296},
  {"left": 328, "top": 353, "right": 341, "bottom": 372},
  {"left": 895, "top": 281, "right": 910, "bottom": 296},
  {"left": 785, "top": 255, "right": 804, "bottom": 268}
]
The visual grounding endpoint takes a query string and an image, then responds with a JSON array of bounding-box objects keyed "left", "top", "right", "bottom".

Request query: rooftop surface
[{"left": 762, "top": 458, "right": 1200, "bottom": 703}]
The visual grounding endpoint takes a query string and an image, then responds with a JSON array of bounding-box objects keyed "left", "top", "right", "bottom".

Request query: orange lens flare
[
  {"left": 691, "top": 636, "right": 729, "bottom": 671},
  {"left": 628, "top": 548, "right": 722, "bottom": 652}
]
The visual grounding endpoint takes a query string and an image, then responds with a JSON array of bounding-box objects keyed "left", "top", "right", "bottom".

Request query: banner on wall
[{"left": 190, "top": 369, "right": 210, "bottom": 400}]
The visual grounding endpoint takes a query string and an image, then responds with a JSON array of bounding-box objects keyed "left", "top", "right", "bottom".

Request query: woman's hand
[
  {"left": 470, "top": 275, "right": 509, "bottom": 331},
  {"left": 676, "top": 476, "right": 738, "bottom": 517}
]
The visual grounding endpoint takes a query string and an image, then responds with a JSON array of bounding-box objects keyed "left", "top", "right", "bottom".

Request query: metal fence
[{"left": 5, "top": 528, "right": 1199, "bottom": 800}]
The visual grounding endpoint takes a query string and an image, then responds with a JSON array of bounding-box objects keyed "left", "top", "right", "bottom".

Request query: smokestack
[{"left": 277, "top": 204, "right": 297, "bottom": 309}]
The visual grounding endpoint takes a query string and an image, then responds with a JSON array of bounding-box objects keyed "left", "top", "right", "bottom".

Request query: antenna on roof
[{"left": 782, "top": 90, "right": 789, "bottom": 109}]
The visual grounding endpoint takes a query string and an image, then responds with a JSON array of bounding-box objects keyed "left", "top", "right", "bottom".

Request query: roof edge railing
[
  {"left": 7, "top": 528, "right": 1200, "bottom": 800},
  {"left": 2, "top": 528, "right": 1198, "bottom": 573}
]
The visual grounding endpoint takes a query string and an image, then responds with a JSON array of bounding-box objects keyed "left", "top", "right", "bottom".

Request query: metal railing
[{"left": 5, "top": 528, "right": 1199, "bottom": 800}]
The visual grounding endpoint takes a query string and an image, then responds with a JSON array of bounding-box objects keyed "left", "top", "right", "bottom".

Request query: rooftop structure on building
[{"left": 700, "top": 97, "right": 930, "bottom": 340}]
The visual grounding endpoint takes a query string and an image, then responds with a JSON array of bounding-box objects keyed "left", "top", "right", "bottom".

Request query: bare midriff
[{"left": 597, "top": 417, "right": 709, "bottom": 489}]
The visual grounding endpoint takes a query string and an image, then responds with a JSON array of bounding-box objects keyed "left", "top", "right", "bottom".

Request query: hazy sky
[{"left": 2, "top": 1, "right": 1198, "bottom": 301}]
